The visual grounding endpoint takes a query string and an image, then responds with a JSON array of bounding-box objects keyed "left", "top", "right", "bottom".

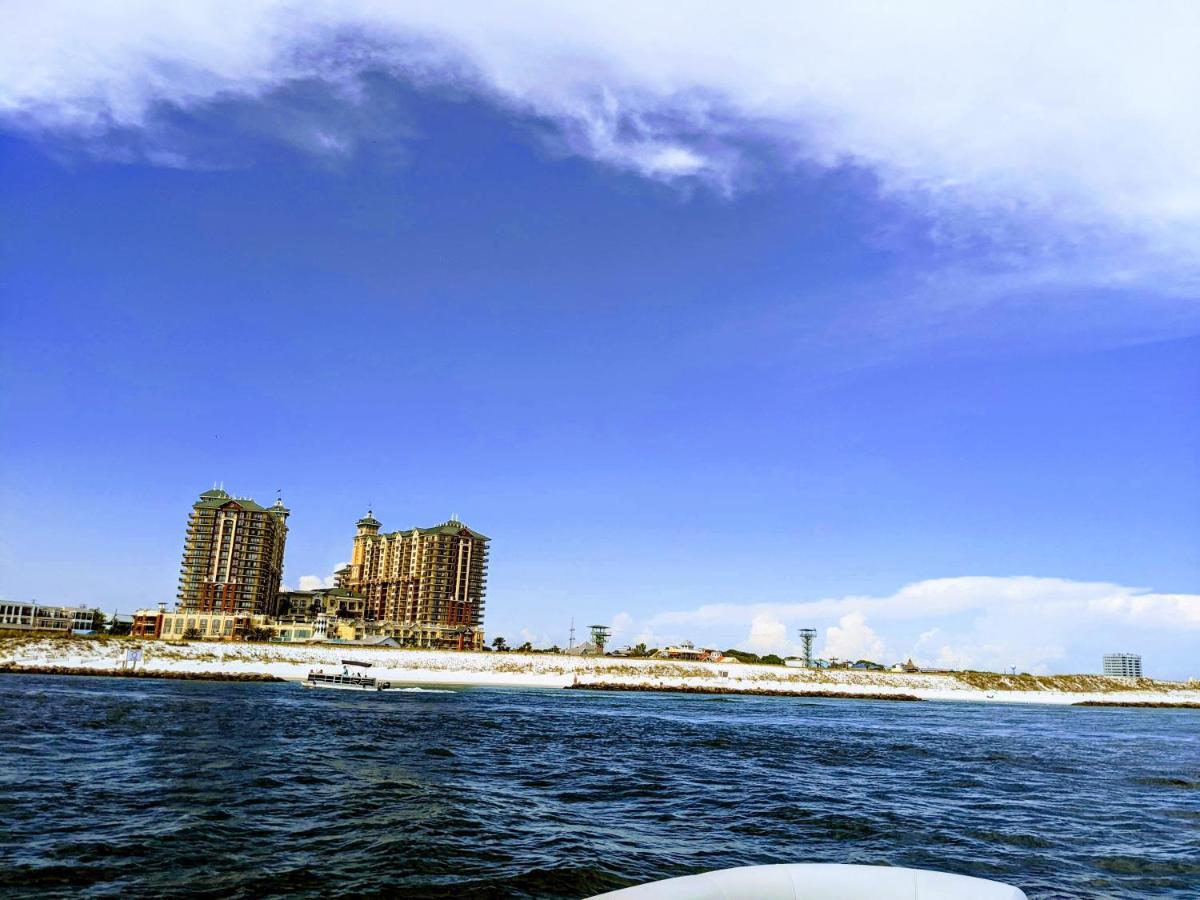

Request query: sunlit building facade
[
  {"left": 336, "top": 512, "right": 489, "bottom": 650},
  {"left": 178, "top": 487, "right": 290, "bottom": 615}
]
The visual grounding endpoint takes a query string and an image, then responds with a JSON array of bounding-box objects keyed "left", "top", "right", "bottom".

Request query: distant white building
[{"left": 1103, "top": 653, "right": 1143, "bottom": 678}]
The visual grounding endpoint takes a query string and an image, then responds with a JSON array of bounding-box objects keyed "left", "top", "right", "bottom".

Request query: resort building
[
  {"left": 0, "top": 602, "right": 101, "bottom": 633},
  {"left": 336, "top": 511, "right": 490, "bottom": 650},
  {"left": 275, "top": 587, "right": 366, "bottom": 620},
  {"left": 132, "top": 608, "right": 269, "bottom": 641},
  {"left": 178, "top": 487, "right": 290, "bottom": 615},
  {"left": 130, "top": 607, "right": 357, "bottom": 643},
  {"left": 1103, "top": 652, "right": 1143, "bottom": 678}
]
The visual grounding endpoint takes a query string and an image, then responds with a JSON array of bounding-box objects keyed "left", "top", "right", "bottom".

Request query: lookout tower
[
  {"left": 588, "top": 625, "right": 611, "bottom": 655},
  {"left": 798, "top": 628, "right": 817, "bottom": 667}
]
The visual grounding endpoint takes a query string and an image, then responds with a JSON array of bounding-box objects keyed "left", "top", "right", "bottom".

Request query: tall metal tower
[
  {"left": 569, "top": 618, "right": 576, "bottom": 652},
  {"left": 588, "top": 625, "right": 611, "bottom": 655},
  {"left": 798, "top": 628, "right": 817, "bottom": 667}
]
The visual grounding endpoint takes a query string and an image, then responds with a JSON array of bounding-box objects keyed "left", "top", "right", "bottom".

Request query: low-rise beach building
[
  {"left": 130, "top": 609, "right": 164, "bottom": 638},
  {"left": 325, "top": 635, "right": 402, "bottom": 648},
  {"left": 138, "top": 609, "right": 269, "bottom": 641},
  {"left": 130, "top": 605, "right": 363, "bottom": 644},
  {"left": 271, "top": 615, "right": 327, "bottom": 643},
  {"left": 0, "top": 602, "right": 101, "bottom": 634},
  {"left": 654, "top": 642, "right": 729, "bottom": 662}
]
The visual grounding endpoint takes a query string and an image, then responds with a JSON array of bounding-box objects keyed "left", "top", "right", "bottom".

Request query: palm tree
[{"left": 491, "top": 636, "right": 508, "bottom": 652}]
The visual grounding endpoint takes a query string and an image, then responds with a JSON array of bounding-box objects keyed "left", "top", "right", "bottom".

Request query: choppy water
[{"left": 1, "top": 676, "right": 1197, "bottom": 898}]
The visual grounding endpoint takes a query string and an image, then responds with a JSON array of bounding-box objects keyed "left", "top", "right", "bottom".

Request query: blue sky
[{"left": 2, "top": 3, "right": 1197, "bottom": 677}]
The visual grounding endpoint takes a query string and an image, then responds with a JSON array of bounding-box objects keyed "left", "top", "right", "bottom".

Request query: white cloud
[
  {"left": 909, "top": 627, "right": 1070, "bottom": 676},
  {"left": 742, "top": 613, "right": 789, "bottom": 656},
  {"left": 649, "top": 576, "right": 1200, "bottom": 631},
  {"left": 295, "top": 563, "right": 347, "bottom": 591},
  {"left": 634, "top": 576, "right": 1200, "bottom": 678},
  {"left": 3, "top": 2, "right": 1200, "bottom": 284},
  {"left": 822, "top": 611, "right": 888, "bottom": 663}
]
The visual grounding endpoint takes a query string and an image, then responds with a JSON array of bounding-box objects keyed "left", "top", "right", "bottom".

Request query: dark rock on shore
[
  {"left": 1074, "top": 700, "right": 1200, "bottom": 709},
  {"left": 0, "top": 664, "right": 283, "bottom": 683}
]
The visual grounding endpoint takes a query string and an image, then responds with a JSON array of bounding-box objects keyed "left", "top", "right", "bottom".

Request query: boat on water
[
  {"left": 590, "top": 863, "right": 1026, "bottom": 899},
  {"left": 302, "top": 660, "right": 401, "bottom": 692}
]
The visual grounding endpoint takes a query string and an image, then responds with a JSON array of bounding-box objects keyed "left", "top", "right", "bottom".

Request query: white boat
[
  {"left": 301, "top": 660, "right": 401, "bottom": 692},
  {"left": 590, "top": 863, "right": 1026, "bottom": 899}
]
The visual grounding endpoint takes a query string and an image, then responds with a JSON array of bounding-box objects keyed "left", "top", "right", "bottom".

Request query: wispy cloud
[{"left": 4, "top": 2, "right": 1200, "bottom": 289}]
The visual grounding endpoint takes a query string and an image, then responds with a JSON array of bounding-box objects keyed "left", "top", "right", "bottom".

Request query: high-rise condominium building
[
  {"left": 336, "top": 511, "right": 489, "bottom": 650},
  {"left": 1102, "top": 652, "right": 1143, "bottom": 678},
  {"left": 178, "top": 487, "right": 290, "bottom": 614}
]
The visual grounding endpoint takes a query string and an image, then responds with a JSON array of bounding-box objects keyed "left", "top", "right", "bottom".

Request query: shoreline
[{"left": 4, "top": 635, "right": 1198, "bottom": 707}]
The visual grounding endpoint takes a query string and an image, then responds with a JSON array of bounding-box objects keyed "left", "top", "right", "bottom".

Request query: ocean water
[{"left": 0, "top": 676, "right": 1197, "bottom": 898}]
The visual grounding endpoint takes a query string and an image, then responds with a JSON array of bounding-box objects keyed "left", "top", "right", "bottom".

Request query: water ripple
[{"left": 0, "top": 675, "right": 1197, "bottom": 898}]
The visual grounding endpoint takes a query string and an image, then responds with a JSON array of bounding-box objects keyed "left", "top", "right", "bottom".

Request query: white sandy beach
[{"left": 4, "top": 636, "right": 1198, "bottom": 706}]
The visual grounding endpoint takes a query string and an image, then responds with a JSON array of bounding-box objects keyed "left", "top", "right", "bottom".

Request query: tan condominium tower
[
  {"left": 178, "top": 487, "right": 290, "bottom": 614},
  {"left": 337, "top": 511, "right": 489, "bottom": 650}
]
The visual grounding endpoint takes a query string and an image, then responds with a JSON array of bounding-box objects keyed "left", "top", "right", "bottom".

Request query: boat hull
[{"left": 301, "top": 681, "right": 383, "bottom": 691}]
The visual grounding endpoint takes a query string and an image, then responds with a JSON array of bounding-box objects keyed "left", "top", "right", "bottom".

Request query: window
[
  {"left": 199, "top": 619, "right": 209, "bottom": 634},
  {"left": 223, "top": 619, "right": 233, "bottom": 635}
]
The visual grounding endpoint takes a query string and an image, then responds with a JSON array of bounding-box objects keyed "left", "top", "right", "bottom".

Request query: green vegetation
[
  {"left": 722, "top": 649, "right": 786, "bottom": 666},
  {"left": 721, "top": 648, "right": 761, "bottom": 664},
  {"left": 626, "top": 643, "right": 654, "bottom": 658}
]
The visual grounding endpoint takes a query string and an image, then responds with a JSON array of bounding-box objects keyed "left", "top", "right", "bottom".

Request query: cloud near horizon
[
  {"left": 287, "top": 562, "right": 349, "bottom": 593},
  {"left": 4, "top": 2, "right": 1200, "bottom": 291},
  {"left": 608, "top": 576, "right": 1200, "bottom": 678}
]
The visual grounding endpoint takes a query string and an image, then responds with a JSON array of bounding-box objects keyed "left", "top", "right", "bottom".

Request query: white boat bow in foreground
[{"left": 590, "top": 863, "right": 1026, "bottom": 899}]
